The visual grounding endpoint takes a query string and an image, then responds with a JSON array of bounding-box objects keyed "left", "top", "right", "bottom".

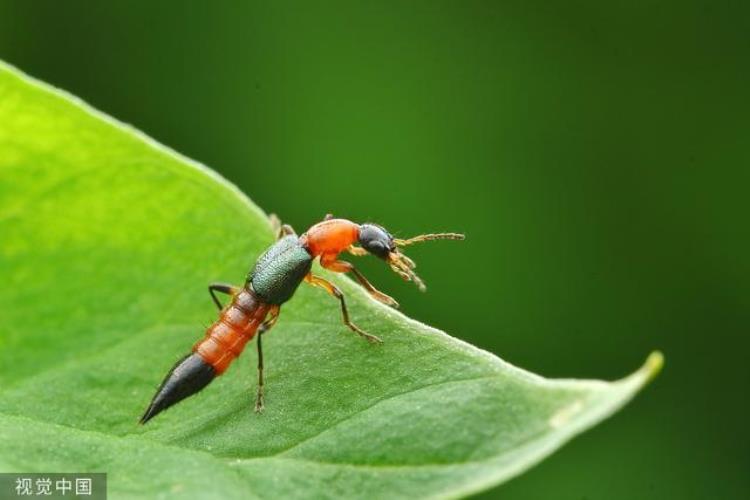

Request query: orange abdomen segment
[
  {"left": 193, "top": 288, "right": 269, "bottom": 375},
  {"left": 301, "top": 218, "right": 360, "bottom": 257}
]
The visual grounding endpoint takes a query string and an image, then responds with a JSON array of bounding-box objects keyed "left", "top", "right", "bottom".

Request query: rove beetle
[{"left": 140, "top": 214, "right": 464, "bottom": 424}]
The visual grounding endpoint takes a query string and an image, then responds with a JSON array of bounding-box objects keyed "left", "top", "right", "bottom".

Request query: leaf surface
[{"left": 0, "top": 61, "right": 661, "bottom": 499}]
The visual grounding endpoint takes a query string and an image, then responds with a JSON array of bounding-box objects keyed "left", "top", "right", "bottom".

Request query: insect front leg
[
  {"left": 304, "top": 273, "right": 383, "bottom": 343},
  {"left": 346, "top": 245, "right": 368, "bottom": 257},
  {"left": 320, "top": 254, "right": 399, "bottom": 308}
]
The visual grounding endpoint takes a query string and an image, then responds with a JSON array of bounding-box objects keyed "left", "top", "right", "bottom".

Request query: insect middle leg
[
  {"left": 269, "top": 213, "right": 296, "bottom": 240},
  {"left": 254, "top": 305, "right": 280, "bottom": 413},
  {"left": 319, "top": 254, "right": 398, "bottom": 307},
  {"left": 305, "top": 273, "right": 383, "bottom": 343},
  {"left": 208, "top": 282, "right": 241, "bottom": 310}
]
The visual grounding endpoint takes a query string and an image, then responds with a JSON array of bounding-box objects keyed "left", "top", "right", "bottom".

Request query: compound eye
[{"left": 366, "top": 239, "right": 389, "bottom": 258}]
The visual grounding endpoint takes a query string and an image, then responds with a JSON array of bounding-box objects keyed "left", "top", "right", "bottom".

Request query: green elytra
[{"left": 249, "top": 234, "right": 313, "bottom": 305}]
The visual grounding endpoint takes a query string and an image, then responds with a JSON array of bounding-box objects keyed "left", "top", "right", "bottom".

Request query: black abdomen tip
[{"left": 140, "top": 353, "right": 215, "bottom": 424}]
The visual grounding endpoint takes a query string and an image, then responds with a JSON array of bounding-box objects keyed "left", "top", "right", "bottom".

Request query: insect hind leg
[{"left": 253, "top": 306, "right": 280, "bottom": 413}]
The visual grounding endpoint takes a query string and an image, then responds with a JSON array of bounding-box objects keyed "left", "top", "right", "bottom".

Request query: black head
[
  {"left": 358, "top": 223, "right": 465, "bottom": 291},
  {"left": 358, "top": 224, "right": 395, "bottom": 259}
]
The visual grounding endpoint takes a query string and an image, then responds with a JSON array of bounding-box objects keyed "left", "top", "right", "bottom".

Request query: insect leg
[
  {"left": 269, "top": 213, "right": 296, "bottom": 240},
  {"left": 208, "top": 283, "right": 240, "bottom": 310},
  {"left": 254, "top": 306, "right": 280, "bottom": 413},
  {"left": 255, "top": 331, "right": 265, "bottom": 413},
  {"left": 346, "top": 245, "right": 368, "bottom": 257},
  {"left": 305, "top": 273, "right": 383, "bottom": 343},
  {"left": 320, "top": 254, "right": 399, "bottom": 307},
  {"left": 257, "top": 306, "right": 280, "bottom": 335}
]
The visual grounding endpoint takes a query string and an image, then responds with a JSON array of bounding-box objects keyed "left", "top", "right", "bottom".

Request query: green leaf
[{"left": 0, "top": 60, "right": 662, "bottom": 499}]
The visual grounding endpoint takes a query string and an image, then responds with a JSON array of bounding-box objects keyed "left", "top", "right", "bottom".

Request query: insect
[{"left": 139, "top": 214, "right": 464, "bottom": 424}]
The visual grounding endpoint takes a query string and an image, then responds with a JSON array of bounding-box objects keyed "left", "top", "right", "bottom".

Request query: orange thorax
[{"left": 301, "top": 218, "right": 360, "bottom": 257}]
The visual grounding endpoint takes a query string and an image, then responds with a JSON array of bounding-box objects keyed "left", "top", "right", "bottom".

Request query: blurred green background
[{"left": 1, "top": 1, "right": 747, "bottom": 498}]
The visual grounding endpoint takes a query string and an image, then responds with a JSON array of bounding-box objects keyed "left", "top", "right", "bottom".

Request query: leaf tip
[{"left": 642, "top": 350, "right": 664, "bottom": 383}]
